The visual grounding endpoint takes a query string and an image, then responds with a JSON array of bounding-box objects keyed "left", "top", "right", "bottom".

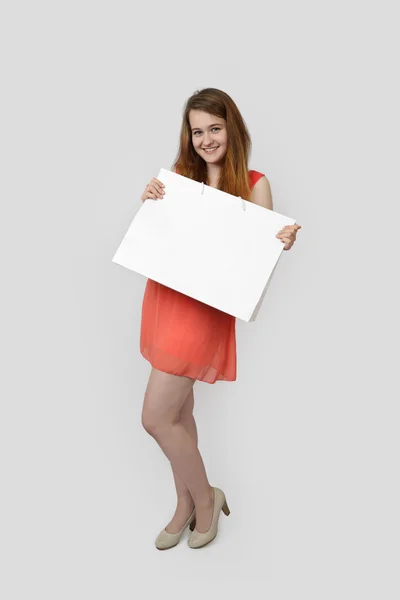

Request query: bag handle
[
  {"left": 200, "top": 182, "right": 246, "bottom": 211},
  {"left": 237, "top": 196, "right": 246, "bottom": 211}
]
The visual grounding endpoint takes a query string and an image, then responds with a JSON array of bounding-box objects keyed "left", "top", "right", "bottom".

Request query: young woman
[{"left": 139, "top": 88, "right": 301, "bottom": 550}]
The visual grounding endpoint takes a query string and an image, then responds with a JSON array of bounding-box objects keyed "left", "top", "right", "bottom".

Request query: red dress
[{"left": 140, "top": 170, "right": 265, "bottom": 384}]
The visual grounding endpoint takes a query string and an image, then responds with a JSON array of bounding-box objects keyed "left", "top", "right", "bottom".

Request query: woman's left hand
[{"left": 276, "top": 223, "right": 302, "bottom": 250}]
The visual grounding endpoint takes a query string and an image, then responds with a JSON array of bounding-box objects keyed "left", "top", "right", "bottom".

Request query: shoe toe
[
  {"left": 155, "top": 529, "right": 178, "bottom": 550},
  {"left": 188, "top": 530, "right": 216, "bottom": 548}
]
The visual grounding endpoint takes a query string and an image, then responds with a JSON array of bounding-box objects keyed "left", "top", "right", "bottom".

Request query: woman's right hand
[{"left": 141, "top": 177, "right": 165, "bottom": 202}]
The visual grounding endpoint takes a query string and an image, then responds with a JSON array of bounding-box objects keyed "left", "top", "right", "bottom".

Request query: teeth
[{"left": 204, "top": 147, "right": 218, "bottom": 153}]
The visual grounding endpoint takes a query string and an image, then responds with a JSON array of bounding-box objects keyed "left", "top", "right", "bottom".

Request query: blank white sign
[{"left": 112, "top": 168, "right": 296, "bottom": 322}]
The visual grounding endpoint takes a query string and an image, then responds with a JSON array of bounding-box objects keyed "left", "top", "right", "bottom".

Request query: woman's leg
[
  {"left": 166, "top": 387, "right": 198, "bottom": 532},
  {"left": 141, "top": 367, "right": 214, "bottom": 533}
]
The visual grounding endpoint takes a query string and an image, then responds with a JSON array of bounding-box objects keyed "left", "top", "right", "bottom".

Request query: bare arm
[{"left": 250, "top": 176, "right": 273, "bottom": 210}]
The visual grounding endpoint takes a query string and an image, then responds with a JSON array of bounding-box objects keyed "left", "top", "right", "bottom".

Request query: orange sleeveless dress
[{"left": 140, "top": 170, "right": 265, "bottom": 384}]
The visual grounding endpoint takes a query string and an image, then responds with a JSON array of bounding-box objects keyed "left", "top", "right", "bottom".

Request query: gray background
[{"left": 1, "top": 0, "right": 399, "bottom": 597}]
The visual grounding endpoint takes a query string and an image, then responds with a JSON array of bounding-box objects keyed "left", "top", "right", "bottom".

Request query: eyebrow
[{"left": 191, "top": 123, "right": 222, "bottom": 131}]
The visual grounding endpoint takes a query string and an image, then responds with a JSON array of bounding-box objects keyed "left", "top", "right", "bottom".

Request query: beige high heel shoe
[
  {"left": 187, "top": 487, "right": 230, "bottom": 549},
  {"left": 155, "top": 507, "right": 196, "bottom": 550}
]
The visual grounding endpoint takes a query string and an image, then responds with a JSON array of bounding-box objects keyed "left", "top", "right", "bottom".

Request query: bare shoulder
[{"left": 250, "top": 175, "right": 273, "bottom": 210}]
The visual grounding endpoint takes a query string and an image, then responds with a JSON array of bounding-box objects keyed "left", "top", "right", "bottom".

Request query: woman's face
[{"left": 189, "top": 110, "right": 228, "bottom": 164}]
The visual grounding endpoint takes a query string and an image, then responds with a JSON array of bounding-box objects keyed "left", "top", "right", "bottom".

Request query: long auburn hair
[{"left": 172, "top": 88, "right": 253, "bottom": 201}]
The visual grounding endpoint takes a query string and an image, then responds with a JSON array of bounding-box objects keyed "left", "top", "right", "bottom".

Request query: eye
[{"left": 193, "top": 127, "right": 221, "bottom": 135}]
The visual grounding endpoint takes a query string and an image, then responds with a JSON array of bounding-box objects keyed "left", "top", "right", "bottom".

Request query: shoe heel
[
  {"left": 189, "top": 517, "right": 196, "bottom": 531},
  {"left": 222, "top": 500, "right": 230, "bottom": 516}
]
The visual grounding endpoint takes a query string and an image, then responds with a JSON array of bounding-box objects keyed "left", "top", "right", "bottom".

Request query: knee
[
  {"left": 141, "top": 406, "right": 180, "bottom": 437},
  {"left": 141, "top": 408, "right": 157, "bottom": 435},
  {"left": 141, "top": 407, "right": 169, "bottom": 436}
]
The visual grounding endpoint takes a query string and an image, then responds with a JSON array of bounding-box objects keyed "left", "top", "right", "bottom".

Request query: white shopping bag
[{"left": 112, "top": 168, "right": 296, "bottom": 322}]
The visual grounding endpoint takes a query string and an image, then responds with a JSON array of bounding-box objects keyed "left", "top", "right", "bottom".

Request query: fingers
[
  {"left": 276, "top": 231, "right": 295, "bottom": 241},
  {"left": 275, "top": 223, "right": 301, "bottom": 251},
  {"left": 279, "top": 224, "right": 301, "bottom": 234},
  {"left": 142, "top": 178, "right": 165, "bottom": 201},
  {"left": 278, "top": 235, "right": 293, "bottom": 250},
  {"left": 147, "top": 178, "right": 165, "bottom": 199},
  {"left": 276, "top": 223, "right": 301, "bottom": 240}
]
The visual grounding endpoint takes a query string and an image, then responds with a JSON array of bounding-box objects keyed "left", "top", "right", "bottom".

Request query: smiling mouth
[{"left": 203, "top": 147, "right": 219, "bottom": 153}]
